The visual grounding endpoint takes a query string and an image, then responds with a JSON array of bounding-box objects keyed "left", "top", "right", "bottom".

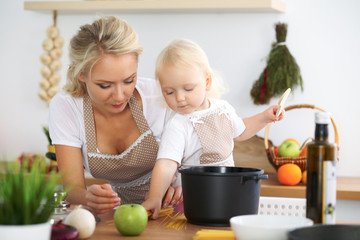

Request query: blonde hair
[
  {"left": 155, "top": 39, "right": 226, "bottom": 99},
  {"left": 65, "top": 16, "right": 143, "bottom": 97}
]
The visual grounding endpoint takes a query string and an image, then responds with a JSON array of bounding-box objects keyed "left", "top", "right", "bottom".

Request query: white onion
[{"left": 64, "top": 206, "right": 96, "bottom": 239}]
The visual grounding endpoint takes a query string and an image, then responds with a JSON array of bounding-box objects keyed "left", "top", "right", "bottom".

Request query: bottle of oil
[{"left": 306, "top": 112, "right": 337, "bottom": 224}]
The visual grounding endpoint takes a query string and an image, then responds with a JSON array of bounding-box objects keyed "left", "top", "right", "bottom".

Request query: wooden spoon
[{"left": 276, "top": 88, "right": 291, "bottom": 117}]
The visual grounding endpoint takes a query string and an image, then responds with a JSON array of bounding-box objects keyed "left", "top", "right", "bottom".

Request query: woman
[{"left": 49, "top": 16, "right": 181, "bottom": 214}]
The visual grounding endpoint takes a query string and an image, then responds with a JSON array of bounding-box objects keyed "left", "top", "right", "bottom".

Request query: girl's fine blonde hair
[
  {"left": 155, "top": 39, "right": 227, "bottom": 99},
  {"left": 65, "top": 16, "right": 143, "bottom": 97}
]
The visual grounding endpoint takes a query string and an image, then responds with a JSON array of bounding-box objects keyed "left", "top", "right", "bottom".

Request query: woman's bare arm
[{"left": 55, "top": 145, "right": 120, "bottom": 214}]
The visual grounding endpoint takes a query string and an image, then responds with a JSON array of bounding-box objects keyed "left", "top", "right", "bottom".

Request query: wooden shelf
[{"left": 24, "top": 0, "right": 286, "bottom": 13}]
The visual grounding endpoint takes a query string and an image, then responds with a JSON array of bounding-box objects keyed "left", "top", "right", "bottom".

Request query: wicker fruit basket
[{"left": 264, "top": 104, "right": 340, "bottom": 172}]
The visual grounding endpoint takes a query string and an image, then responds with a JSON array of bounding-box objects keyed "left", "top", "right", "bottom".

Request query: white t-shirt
[
  {"left": 157, "top": 98, "right": 246, "bottom": 167},
  {"left": 49, "top": 77, "right": 169, "bottom": 172}
]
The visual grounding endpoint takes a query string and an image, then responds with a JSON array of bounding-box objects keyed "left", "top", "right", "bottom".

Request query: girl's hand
[
  {"left": 267, "top": 105, "right": 285, "bottom": 122},
  {"left": 144, "top": 185, "right": 183, "bottom": 209},
  {"left": 142, "top": 198, "right": 162, "bottom": 219},
  {"left": 84, "top": 184, "right": 120, "bottom": 214}
]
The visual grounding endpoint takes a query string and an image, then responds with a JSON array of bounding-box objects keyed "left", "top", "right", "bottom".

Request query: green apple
[
  {"left": 278, "top": 140, "right": 300, "bottom": 157},
  {"left": 113, "top": 204, "right": 148, "bottom": 236}
]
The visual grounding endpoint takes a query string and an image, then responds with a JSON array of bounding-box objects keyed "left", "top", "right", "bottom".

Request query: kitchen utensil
[
  {"left": 276, "top": 88, "right": 291, "bottom": 117},
  {"left": 179, "top": 166, "right": 268, "bottom": 227},
  {"left": 230, "top": 215, "right": 313, "bottom": 240},
  {"left": 288, "top": 224, "right": 360, "bottom": 240}
]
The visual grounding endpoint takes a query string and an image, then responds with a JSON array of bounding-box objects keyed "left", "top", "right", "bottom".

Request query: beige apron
[
  {"left": 83, "top": 94, "right": 159, "bottom": 204},
  {"left": 190, "top": 107, "right": 234, "bottom": 166}
]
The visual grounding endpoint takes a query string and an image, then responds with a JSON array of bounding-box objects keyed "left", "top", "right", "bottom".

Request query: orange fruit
[
  {"left": 302, "top": 170, "right": 307, "bottom": 184},
  {"left": 277, "top": 163, "right": 302, "bottom": 186},
  {"left": 283, "top": 138, "right": 301, "bottom": 148},
  {"left": 275, "top": 146, "right": 280, "bottom": 157},
  {"left": 300, "top": 140, "right": 312, "bottom": 157},
  {"left": 299, "top": 143, "right": 309, "bottom": 157}
]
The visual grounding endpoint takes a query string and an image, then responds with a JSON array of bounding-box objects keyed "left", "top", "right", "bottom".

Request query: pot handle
[{"left": 241, "top": 174, "right": 268, "bottom": 183}]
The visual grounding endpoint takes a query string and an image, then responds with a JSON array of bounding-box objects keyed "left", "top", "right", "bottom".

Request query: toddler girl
[{"left": 142, "top": 39, "right": 283, "bottom": 218}]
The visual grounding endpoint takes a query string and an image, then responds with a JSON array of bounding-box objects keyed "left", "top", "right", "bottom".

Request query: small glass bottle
[
  {"left": 51, "top": 186, "right": 71, "bottom": 223},
  {"left": 306, "top": 112, "right": 337, "bottom": 224}
]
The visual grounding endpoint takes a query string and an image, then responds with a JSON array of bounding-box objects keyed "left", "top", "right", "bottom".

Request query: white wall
[{"left": 1, "top": 0, "right": 359, "bottom": 177}]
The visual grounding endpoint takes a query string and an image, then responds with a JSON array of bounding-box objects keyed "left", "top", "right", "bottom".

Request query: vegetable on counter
[
  {"left": 63, "top": 206, "right": 96, "bottom": 239},
  {"left": 51, "top": 220, "right": 78, "bottom": 240}
]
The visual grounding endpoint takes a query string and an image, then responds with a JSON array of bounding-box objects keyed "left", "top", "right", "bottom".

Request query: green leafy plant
[
  {"left": 42, "top": 125, "right": 52, "bottom": 145},
  {"left": 0, "top": 157, "right": 63, "bottom": 225},
  {"left": 250, "top": 22, "right": 303, "bottom": 104}
]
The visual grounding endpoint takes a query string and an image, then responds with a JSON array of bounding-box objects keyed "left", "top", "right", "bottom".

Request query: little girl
[{"left": 142, "top": 39, "right": 284, "bottom": 218}]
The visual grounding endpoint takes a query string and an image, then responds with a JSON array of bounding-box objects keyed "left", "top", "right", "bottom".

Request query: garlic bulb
[
  {"left": 46, "top": 25, "right": 58, "bottom": 38},
  {"left": 41, "top": 65, "right": 52, "bottom": 78},
  {"left": 49, "top": 60, "right": 61, "bottom": 72},
  {"left": 49, "top": 74, "right": 60, "bottom": 85},
  {"left": 39, "top": 19, "right": 63, "bottom": 106},
  {"left": 63, "top": 206, "right": 96, "bottom": 239},
  {"left": 42, "top": 38, "right": 54, "bottom": 52},
  {"left": 40, "top": 53, "right": 52, "bottom": 65},
  {"left": 39, "top": 78, "right": 50, "bottom": 90},
  {"left": 53, "top": 37, "right": 64, "bottom": 48},
  {"left": 50, "top": 48, "right": 62, "bottom": 59},
  {"left": 38, "top": 89, "right": 50, "bottom": 101},
  {"left": 48, "top": 85, "right": 60, "bottom": 97}
]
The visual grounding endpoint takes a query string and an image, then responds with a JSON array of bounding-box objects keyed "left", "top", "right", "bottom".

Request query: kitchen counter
[
  {"left": 89, "top": 210, "right": 228, "bottom": 240},
  {"left": 261, "top": 173, "right": 360, "bottom": 200},
  {"left": 87, "top": 209, "right": 360, "bottom": 240}
]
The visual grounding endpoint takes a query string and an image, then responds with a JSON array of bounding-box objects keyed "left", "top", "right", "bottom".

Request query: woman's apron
[
  {"left": 83, "top": 94, "right": 159, "bottom": 204},
  {"left": 190, "top": 106, "right": 234, "bottom": 166}
]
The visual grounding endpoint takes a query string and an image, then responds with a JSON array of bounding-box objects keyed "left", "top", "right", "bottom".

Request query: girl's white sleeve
[{"left": 156, "top": 113, "right": 187, "bottom": 165}]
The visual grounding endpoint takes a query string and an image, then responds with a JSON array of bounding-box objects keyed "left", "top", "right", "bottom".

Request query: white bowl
[{"left": 230, "top": 214, "right": 313, "bottom": 240}]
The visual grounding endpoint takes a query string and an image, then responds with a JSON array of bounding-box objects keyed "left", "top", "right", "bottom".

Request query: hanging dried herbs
[{"left": 251, "top": 23, "right": 303, "bottom": 104}]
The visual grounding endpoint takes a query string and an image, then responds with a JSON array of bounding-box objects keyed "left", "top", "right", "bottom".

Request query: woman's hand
[
  {"left": 84, "top": 184, "right": 120, "bottom": 214},
  {"left": 56, "top": 145, "right": 119, "bottom": 214}
]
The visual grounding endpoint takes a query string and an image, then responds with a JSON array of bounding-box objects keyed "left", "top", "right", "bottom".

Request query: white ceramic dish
[{"left": 230, "top": 214, "right": 313, "bottom": 240}]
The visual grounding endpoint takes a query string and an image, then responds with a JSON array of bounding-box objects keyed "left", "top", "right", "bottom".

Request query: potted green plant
[
  {"left": 43, "top": 126, "right": 58, "bottom": 172},
  {"left": 0, "top": 157, "right": 64, "bottom": 240}
]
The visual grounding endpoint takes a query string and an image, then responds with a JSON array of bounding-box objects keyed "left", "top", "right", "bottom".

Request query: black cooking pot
[
  {"left": 179, "top": 166, "right": 268, "bottom": 227},
  {"left": 288, "top": 224, "right": 360, "bottom": 240}
]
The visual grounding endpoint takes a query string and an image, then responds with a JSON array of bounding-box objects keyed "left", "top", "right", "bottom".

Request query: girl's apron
[
  {"left": 83, "top": 94, "right": 159, "bottom": 204},
  {"left": 190, "top": 106, "right": 234, "bottom": 166}
]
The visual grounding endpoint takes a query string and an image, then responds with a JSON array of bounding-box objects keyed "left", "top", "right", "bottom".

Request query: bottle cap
[{"left": 315, "top": 111, "right": 331, "bottom": 124}]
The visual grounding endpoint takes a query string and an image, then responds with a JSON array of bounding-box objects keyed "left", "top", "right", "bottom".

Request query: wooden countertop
[
  {"left": 86, "top": 209, "right": 360, "bottom": 240},
  {"left": 261, "top": 173, "right": 360, "bottom": 200},
  {"left": 85, "top": 173, "right": 360, "bottom": 201},
  {"left": 89, "top": 210, "right": 228, "bottom": 240}
]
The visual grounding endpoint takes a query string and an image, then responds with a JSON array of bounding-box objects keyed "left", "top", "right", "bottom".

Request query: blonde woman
[{"left": 49, "top": 16, "right": 181, "bottom": 214}]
